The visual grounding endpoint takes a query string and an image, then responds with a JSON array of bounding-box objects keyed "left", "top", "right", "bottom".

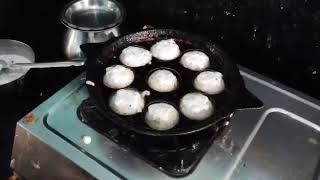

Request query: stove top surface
[
  {"left": 78, "top": 98, "right": 227, "bottom": 177},
  {"left": 11, "top": 67, "right": 320, "bottom": 180}
]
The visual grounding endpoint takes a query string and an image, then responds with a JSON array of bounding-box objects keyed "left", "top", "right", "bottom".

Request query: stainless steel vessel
[{"left": 60, "top": 0, "right": 125, "bottom": 60}]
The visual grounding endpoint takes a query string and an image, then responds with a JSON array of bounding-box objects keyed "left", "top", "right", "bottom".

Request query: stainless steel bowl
[
  {"left": 60, "top": 0, "right": 125, "bottom": 59},
  {"left": 61, "top": 0, "right": 125, "bottom": 31}
]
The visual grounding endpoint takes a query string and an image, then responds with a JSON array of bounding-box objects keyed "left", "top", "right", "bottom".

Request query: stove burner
[{"left": 77, "top": 99, "right": 228, "bottom": 177}]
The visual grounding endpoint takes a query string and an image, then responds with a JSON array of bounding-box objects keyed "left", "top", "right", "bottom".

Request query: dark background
[{"left": 1, "top": 0, "right": 320, "bottom": 178}]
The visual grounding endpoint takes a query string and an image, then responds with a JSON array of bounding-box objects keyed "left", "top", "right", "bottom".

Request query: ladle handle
[{"left": 11, "top": 60, "right": 84, "bottom": 69}]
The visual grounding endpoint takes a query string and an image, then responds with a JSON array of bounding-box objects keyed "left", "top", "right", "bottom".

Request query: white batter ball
[
  {"left": 109, "top": 89, "right": 145, "bottom": 116},
  {"left": 150, "top": 39, "right": 180, "bottom": 61},
  {"left": 194, "top": 71, "right": 225, "bottom": 95},
  {"left": 119, "top": 46, "right": 152, "bottom": 67},
  {"left": 180, "top": 92, "right": 214, "bottom": 121},
  {"left": 103, "top": 65, "right": 134, "bottom": 89},
  {"left": 180, "top": 51, "right": 210, "bottom": 71},
  {"left": 145, "top": 103, "right": 179, "bottom": 131},
  {"left": 148, "top": 69, "right": 178, "bottom": 92}
]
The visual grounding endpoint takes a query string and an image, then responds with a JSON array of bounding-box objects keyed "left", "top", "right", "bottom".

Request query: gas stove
[
  {"left": 78, "top": 98, "right": 228, "bottom": 177},
  {"left": 11, "top": 67, "right": 320, "bottom": 180}
]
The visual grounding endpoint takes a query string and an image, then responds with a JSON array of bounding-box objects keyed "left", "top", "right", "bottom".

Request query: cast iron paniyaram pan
[{"left": 83, "top": 29, "right": 263, "bottom": 136}]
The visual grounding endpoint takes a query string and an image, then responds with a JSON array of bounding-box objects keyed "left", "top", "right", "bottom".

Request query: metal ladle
[{"left": 0, "top": 59, "right": 84, "bottom": 71}]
